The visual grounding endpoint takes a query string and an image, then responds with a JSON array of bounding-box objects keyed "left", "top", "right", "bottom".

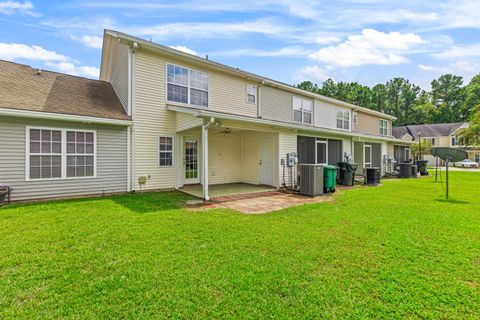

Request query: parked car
[{"left": 453, "top": 159, "right": 479, "bottom": 168}]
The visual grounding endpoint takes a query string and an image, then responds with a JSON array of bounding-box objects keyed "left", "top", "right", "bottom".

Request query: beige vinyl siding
[
  {"left": 158, "top": 53, "right": 258, "bottom": 117},
  {"left": 354, "top": 111, "right": 392, "bottom": 136},
  {"left": 176, "top": 113, "right": 203, "bottom": 132},
  {"left": 0, "top": 116, "right": 128, "bottom": 201},
  {"left": 278, "top": 130, "right": 297, "bottom": 187},
  {"left": 315, "top": 100, "right": 351, "bottom": 131},
  {"left": 133, "top": 50, "right": 176, "bottom": 190},
  {"left": 260, "top": 86, "right": 314, "bottom": 125},
  {"left": 107, "top": 40, "right": 129, "bottom": 111},
  {"left": 208, "top": 131, "right": 242, "bottom": 184}
]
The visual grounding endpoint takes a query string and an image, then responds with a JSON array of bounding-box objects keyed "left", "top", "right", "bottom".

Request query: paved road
[{"left": 429, "top": 166, "right": 480, "bottom": 172}]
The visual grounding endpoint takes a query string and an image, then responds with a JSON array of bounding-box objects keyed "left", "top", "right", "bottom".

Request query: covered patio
[
  {"left": 180, "top": 182, "right": 276, "bottom": 199},
  {"left": 174, "top": 114, "right": 280, "bottom": 200}
]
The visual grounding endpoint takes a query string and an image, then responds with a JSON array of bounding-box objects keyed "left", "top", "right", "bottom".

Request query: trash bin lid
[{"left": 323, "top": 164, "right": 338, "bottom": 169}]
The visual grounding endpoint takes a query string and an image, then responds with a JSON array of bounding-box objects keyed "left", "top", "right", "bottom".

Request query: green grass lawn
[{"left": 1, "top": 172, "right": 479, "bottom": 319}]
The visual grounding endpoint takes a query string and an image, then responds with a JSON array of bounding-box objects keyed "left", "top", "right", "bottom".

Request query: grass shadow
[
  {"left": 435, "top": 198, "right": 470, "bottom": 205},
  {"left": 111, "top": 191, "right": 194, "bottom": 213}
]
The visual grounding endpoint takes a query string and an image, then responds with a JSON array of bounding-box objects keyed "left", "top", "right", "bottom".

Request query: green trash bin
[{"left": 323, "top": 165, "right": 338, "bottom": 193}]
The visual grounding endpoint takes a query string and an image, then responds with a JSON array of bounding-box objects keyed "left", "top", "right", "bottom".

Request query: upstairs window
[
  {"left": 246, "top": 84, "right": 257, "bottom": 104},
  {"left": 379, "top": 119, "right": 388, "bottom": 135},
  {"left": 293, "top": 97, "right": 312, "bottom": 124},
  {"left": 167, "top": 64, "right": 208, "bottom": 107},
  {"left": 336, "top": 110, "right": 350, "bottom": 130}
]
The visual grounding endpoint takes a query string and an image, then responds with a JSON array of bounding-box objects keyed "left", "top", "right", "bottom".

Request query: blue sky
[{"left": 1, "top": 0, "right": 479, "bottom": 89}]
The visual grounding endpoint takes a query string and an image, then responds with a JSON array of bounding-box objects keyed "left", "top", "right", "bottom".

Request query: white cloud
[
  {"left": 418, "top": 64, "right": 436, "bottom": 71},
  {"left": 169, "top": 45, "right": 197, "bottom": 56},
  {"left": 294, "top": 65, "right": 332, "bottom": 83},
  {"left": 46, "top": 62, "right": 100, "bottom": 78},
  {"left": 213, "top": 46, "right": 308, "bottom": 57},
  {"left": 129, "top": 18, "right": 295, "bottom": 40},
  {"left": 0, "top": 1, "right": 34, "bottom": 15},
  {"left": 0, "top": 43, "right": 68, "bottom": 62},
  {"left": 309, "top": 29, "right": 424, "bottom": 67},
  {"left": 0, "top": 42, "right": 99, "bottom": 79},
  {"left": 73, "top": 35, "right": 103, "bottom": 49},
  {"left": 433, "top": 43, "right": 480, "bottom": 60}
]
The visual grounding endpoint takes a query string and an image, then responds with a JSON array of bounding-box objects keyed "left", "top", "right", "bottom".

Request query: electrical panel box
[{"left": 286, "top": 152, "right": 298, "bottom": 167}]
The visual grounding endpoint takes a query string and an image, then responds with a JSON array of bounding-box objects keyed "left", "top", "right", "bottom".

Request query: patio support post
[{"left": 202, "top": 124, "right": 209, "bottom": 201}]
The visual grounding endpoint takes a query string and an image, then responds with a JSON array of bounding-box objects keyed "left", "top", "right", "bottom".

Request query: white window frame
[
  {"left": 166, "top": 63, "right": 209, "bottom": 107},
  {"left": 405, "top": 147, "right": 411, "bottom": 161},
  {"left": 25, "top": 126, "right": 97, "bottom": 181},
  {"left": 315, "top": 139, "right": 328, "bottom": 165},
  {"left": 336, "top": 109, "right": 351, "bottom": 131},
  {"left": 158, "top": 135, "right": 174, "bottom": 168},
  {"left": 246, "top": 84, "right": 257, "bottom": 104},
  {"left": 364, "top": 144, "right": 372, "bottom": 168},
  {"left": 292, "top": 96, "right": 313, "bottom": 124},
  {"left": 379, "top": 119, "right": 388, "bottom": 136}
]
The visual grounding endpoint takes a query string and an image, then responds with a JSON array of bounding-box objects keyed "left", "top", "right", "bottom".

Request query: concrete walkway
[{"left": 187, "top": 191, "right": 333, "bottom": 214}]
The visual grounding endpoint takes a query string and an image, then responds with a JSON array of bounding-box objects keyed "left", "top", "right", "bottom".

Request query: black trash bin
[
  {"left": 416, "top": 160, "right": 428, "bottom": 176},
  {"left": 337, "top": 162, "right": 358, "bottom": 186}
]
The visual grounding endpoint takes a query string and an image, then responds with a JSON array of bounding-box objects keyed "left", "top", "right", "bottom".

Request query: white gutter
[
  {"left": 105, "top": 30, "right": 396, "bottom": 121},
  {"left": 167, "top": 105, "right": 408, "bottom": 144},
  {"left": 0, "top": 108, "right": 132, "bottom": 126}
]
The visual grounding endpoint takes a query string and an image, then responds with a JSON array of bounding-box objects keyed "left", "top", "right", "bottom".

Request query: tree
[
  {"left": 411, "top": 140, "right": 432, "bottom": 161},
  {"left": 460, "top": 107, "right": 480, "bottom": 145},
  {"left": 296, "top": 81, "right": 319, "bottom": 93},
  {"left": 431, "top": 74, "right": 465, "bottom": 122},
  {"left": 384, "top": 78, "right": 421, "bottom": 125},
  {"left": 461, "top": 74, "right": 480, "bottom": 120}
]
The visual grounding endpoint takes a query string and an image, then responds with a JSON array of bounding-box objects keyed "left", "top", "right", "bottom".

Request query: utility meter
[{"left": 286, "top": 152, "right": 298, "bottom": 167}]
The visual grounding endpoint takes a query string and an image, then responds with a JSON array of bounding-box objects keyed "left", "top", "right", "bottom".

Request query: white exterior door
[
  {"left": 184, "top": 138, "right": 200, "bottom": 184},
  {"left": 259, "top": 137, "right": 273, "bottom": 186},
  {"left": 364, "top": 144, "right": 372, "bottom": 168}
]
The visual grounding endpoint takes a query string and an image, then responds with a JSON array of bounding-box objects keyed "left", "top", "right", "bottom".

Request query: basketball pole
[
  {"left": 446, "top": 158, "right": 449, "bottom": 199},
  {"left": 435, "top": 157, "right": 438, "bottom": 182}
]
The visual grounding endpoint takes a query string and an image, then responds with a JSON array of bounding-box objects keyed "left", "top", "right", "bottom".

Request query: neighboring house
[
  {"left": 100, "top": 30, "right": 409, "bottom": 200},
  {"left": 0, "top": 60, "right": 131, "bottom": 201},
  {"left": 393, "top": 123, "right": 479, "bottom": 165}
]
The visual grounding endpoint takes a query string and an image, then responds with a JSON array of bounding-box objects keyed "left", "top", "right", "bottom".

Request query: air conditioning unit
[
  {"left": 298, "top": 164, "right": 324, "bottom": 197},
  {"left": 364, "top": 167, "right": 381, "bottom": 185}
]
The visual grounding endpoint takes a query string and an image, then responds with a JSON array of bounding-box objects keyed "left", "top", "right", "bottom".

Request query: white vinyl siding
[{"left": 105, "top": 40, "right": 129, "bottom": 111}]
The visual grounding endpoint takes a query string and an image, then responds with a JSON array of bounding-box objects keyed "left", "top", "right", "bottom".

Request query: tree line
[{"left": 296, "top": 74, "right": 480, "bottom": 127}]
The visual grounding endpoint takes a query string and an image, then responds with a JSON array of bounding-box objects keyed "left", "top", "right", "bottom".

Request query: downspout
[
  {"left": 257, "top": 80, "right": 264, "bottom": 118},
  {"left": 129, "top": 42, "right": 138, "bottom": 191}
]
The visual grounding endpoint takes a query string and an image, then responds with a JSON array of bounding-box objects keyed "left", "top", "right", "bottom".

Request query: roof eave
[
  {"left": 105, "top": 29, "right": 396, "bottom": 121},
  {"left": 0, "top": 107, "right": 132, "bottom": 126}
]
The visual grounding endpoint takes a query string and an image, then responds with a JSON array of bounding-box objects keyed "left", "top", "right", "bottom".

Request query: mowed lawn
[{"left": 1, "top": 172, "right": 479, "bottom": 319}]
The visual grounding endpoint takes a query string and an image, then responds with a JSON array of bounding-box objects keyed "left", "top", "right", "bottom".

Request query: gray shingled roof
[
  {"left": 0, "top": 60, "right": 130, "bottom": 121},
  {"left": 393, "top": 123, "right": 465, "bottom": 139}
]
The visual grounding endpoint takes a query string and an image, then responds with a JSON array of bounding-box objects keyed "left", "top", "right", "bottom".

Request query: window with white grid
[
  {"left": 66, "top": 131, "right": 95, "bottom": 177},
  {"left": 28, "top": 129, "right": 62, "bottom": 179},
  {"left": 167, "top": 64, "right": 208, "bottom": 107}
]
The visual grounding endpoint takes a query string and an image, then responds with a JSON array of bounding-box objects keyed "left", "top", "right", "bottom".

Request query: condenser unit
[{"left": 298, "top": 164, "right": 324, "bottom": 197}]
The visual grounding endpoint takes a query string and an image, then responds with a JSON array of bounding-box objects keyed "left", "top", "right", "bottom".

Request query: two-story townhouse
[
  {"left": 393, "top": 122, "right": 479, "bottom": 165},
  {"left": 100, "top": 30, "right": 408, "bottom": 200}
]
